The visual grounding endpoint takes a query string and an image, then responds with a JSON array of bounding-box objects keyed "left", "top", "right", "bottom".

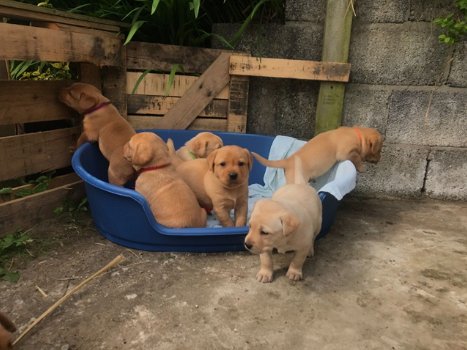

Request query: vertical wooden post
[{"left": 315, "top": 0, "right": 354, "bottom": 134}]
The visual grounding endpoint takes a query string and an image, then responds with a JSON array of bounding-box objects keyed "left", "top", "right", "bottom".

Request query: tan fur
[
  {"left": 244, "top": 173, "right": 322, "bottom": 282},
  {"left": 0, "top": 312, "right": 16, "bottom": 350},
  {"left": 167, "top": 132, "right": 223, "bottom": 167},
  {"left": 123, "top": 132, "right": 207, "bottom": 228},
  {"left": 59, "top": 82, "right": 136, "bottom": 186},
  {"left": 175, "top": 146, "right": 253, "bottom": 227},
  {"left": 252, "top": 126, "right": 383, "bottom": 184}
]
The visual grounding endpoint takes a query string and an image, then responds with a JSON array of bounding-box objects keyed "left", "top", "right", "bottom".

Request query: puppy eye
[
  {"left": 219, "top": 161, "right": 226, "bottom": 167},
  {"left": 238, "top": 161, "right": 245, "bottom": 166},
  {"left": 260, "top": 230, "right": 269, "bottom": 235}
]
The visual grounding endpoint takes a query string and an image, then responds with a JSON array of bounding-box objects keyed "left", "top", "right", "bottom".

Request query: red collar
[
  {"left": 83, "top": 101, "right": 112, "bottom": 115},
  {"left": 353, "top": 128, "right": 364, "bottom": 143},
  {"left": 137, "top": 163, "right": 171, "bottom": 176}
]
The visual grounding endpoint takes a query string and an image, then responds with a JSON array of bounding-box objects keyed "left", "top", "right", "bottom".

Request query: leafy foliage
[
  {"left": 0, "top": 231, "right": 33, "bottom": 283},
  {"left": 0, "top": 173, "right": 53, "bottom": 199},
  {"left": 434, "top": 0, "right": 467, "bottom": 44},
  {"left": 17, "top": 0, "right": 284, "bottom": 48},
  {"left": 9, "top": 61, "right": 72, "bottom": 80}
]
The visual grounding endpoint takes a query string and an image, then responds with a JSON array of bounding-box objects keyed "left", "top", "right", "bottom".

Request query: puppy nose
[
  {"left": 244, "top": 242, "right": 252, "bottom": 250},
  {"left": 229, "top": 172, "right": 238, "bottom": 180}
]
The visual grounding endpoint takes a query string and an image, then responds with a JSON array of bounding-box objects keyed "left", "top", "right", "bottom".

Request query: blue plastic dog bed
[{"left": 71, "top": 129, "right": 355, "bottom": 252}]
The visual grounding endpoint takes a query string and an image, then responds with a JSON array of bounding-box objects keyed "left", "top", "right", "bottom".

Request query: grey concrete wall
[{"left": 213, "top": 0, "right": 467, "bottom": 200}]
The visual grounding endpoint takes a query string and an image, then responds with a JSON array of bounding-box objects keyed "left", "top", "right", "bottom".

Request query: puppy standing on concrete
[
  {"left": 175, "top": 145, "right": 253, "bottom": 227},
  {"left": 0, "top": 311, "right": 16, "bottom": 350},
  {"left": 123, "top": 132, "right": 207, "bottom": 228},
  {"left": 59, "top": 83, "right": 136, "bottom": 186},
  {"left": 252, "top": 126, "right": 383, "bottom": 184},
  {"left": 245, "top": 158, "right": 322, "bottom": 282}
]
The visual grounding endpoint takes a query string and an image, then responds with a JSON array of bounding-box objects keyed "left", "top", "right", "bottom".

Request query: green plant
[
  {"left": 9, "top": 60, "right": 72, "bottom": 80},
  {"left": 0, "top": 173, "right": 54, "bottom": 199},
  {"left": 0, "top": 231, "right": 33, "bottom": 282},
  {"left": 54, "top": 197, "right": 88, "bottom": 216},
  {"left": 434, "top": 0, "right": 467, "bottom": 44}
]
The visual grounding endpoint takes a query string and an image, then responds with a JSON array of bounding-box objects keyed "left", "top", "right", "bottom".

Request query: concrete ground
[{"left": 1, "top": 197, "right": 466, "bottom": 350}]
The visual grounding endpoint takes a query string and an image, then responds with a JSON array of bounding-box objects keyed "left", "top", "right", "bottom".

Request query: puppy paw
[
  {"left": 286, "top": 268, "right": 303, "bottom": 281},
  {"left": 256, "top": 269, "right": 273, "bottom": 283}
]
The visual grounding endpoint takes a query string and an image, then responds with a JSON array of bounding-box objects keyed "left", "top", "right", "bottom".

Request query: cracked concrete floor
[{"left": 1, "top": 197, "right": 466, "bottom": 350}]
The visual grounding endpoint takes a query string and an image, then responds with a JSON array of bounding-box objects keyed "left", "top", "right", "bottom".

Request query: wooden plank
[
  {"left": 229, "top": 55, "right": 351, "bottom": 82},
  {"left": 0, "top": 22, "right": 123, "bottom": 67},
  {"left": 126, "top": 72, "right": 229, "bottom": 99},
  {"left": 227, "top": 75, "right": 249, "bottom": 133},
  {"left": 127, "top": 95, "right": 228, "bottom": 118},
  {"left": 0, "top": 179, "right": 84, "bottom": 235},
  {"left": 0, "top": 173, "right": 80, "bottom": 203},
  {"left": 102, "top": 43, "right": 127, "bottom": 116},
  {"left": 155, "top": 52, "right": 231, "bottom": 129},
  {"left": 78, "top": 63, "right": 102, "bottom": 89},
  {"left": 0, "top": 80, "right": 75, "bottom": 125},
  {"left": 129, "top": 116, "right": 227, "bottom": 131},
  {"left": 0, "top": 127, "right": 80, "bottom": 182},
  {"left": 0, "top": 0, "right": 125, "bottom": 33},
  {"left": 126, "top": 41, "right": 229, "bottom": 74}
]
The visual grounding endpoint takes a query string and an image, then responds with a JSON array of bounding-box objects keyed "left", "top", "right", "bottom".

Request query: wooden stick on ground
[{"left": 13, "top": 254, "right": 125, "bottom": 346}]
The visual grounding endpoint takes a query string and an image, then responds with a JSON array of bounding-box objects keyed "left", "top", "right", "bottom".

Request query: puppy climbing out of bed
[
  {"left": 171, "top": 132, "right": 223, "bottom": 164},
  {"left": 175, "top": 145, "right": 253, "bottom": 227},
  {"left": 59, "top": 82, "right": 136, "bottom": 186},
  {"left": 123, "top": 132, "right": 207, "bottom": 228},
  {"left": 252, "top": 126, "right": 383, "bottom": 184},
  {"left": 0, "top": 311, "right": 16, "bottom": 350},
  {"left": 244, "top": 158, "right": 322, "bottom": 283}
]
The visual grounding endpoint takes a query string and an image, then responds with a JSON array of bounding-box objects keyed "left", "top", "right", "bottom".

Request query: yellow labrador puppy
[
  {"left": 123, "top": 132, "right": 207, "bottom": 228},
  {"left": 252, "top": 126, "right": 383, "bottom": 184},
  {"left": 245, "top": 158, "right": 322, "bottom": 282},
  {"left": 175, "top": 145, "right": 252, "bottom": 227},
  {"left": 59, "top": 83, "right": 136, "bottom": 186}
]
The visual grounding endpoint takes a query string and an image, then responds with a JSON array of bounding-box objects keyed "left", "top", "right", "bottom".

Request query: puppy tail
[
  {"left": 166, "top": 138, "right": 177, "bottom": 156},
  {"left": 293, "top": 157, "right": 307, "bottom": 185},
  {"left": 251, "top": 152, "right": 288, "bottom": 169}
]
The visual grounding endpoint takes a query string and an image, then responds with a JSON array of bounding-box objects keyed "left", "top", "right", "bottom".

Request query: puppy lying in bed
[
  {"left": 252, "top": 126, "right": 383, "bottom": 184},
  {"left": 176, "top": 132, "right": 223, "bottom": 161},
  {"left": 123, "top": 132, "right": 207, "bottom": 228},
  {"left": 175, "top": 145, "right": 253, "bottom": 227},
  {"left": 0, "top": 311, "right": 16, "bottom": 350},
  {"left": 59, "top": 83, "right": 136, "bottom": 186},
  {"left": 245, "top": 158, "right": 322, "bottom": 282}
]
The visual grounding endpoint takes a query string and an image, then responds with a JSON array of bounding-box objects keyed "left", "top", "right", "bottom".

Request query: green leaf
[
  {"left": 124, "top": 20, "right": 146, "bottom": 45},
  {"left": 151, "top": 0, "right": 160, "bottom": 15},
  {"left": 0, "top": 187, "right": 13, "bottom": 195},
  {"left": 191, "top": 0, "right": 200, "bottom": 18},
  {"left": 164, "top": 64, "right": 183, "bottom": 96},
  {"left": 2, "top": 270, "right": 20, "bottom": 283},
  {"left": 130, "top": 69, "right": 154, "bottom": 94}
]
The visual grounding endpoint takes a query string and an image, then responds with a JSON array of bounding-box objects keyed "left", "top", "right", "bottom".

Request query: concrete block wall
[{"left": 213, "top": 0, "right": 466, "bottom": 200}]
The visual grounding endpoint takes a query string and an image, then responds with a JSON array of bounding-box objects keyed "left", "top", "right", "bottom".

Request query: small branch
[{"left": 13, "top": 254, "right": 125, "bottom": 346}]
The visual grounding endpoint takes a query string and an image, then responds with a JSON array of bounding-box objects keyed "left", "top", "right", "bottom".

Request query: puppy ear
[
  {"left": 79, "top": 91, "right": 99, "bottom": 111},
  {"left": 207, "top": 149, "right": 218, "bottom": 172},
  {"left": 244, "top": 148, "right": 253, "bottom": 171},
  {"left": 280, "top": 213, "right": 300, "bottom": 236},
  {"left": 131, "top": 142, "right": 153, "bottom": 166}
]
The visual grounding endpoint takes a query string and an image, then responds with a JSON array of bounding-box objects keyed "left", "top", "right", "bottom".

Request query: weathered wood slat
[
  {"left": 0, "top": 127, "right": 80, "bottom": 182},
  {"left": 126, "top": 72, "right": 229, "bottom": 99},
  {"left": 0, "top": 178, "right": 84, "bottom": 235},
  {"left": 127, "top": 95, "right": 228, "bottom": 118},
  {"left": 129, "top": 116, "right": 227, "bottom": 131},
  {"left": 0, "top": 22, "right": 122, "bottom": 66},
  {"left": 0, "top": 173, "right": 80, "bottom": 203},
  {"left": 102, "top": 45, "right": 127, "bottom": 116},
  {"left": 229, "top": 55, "right": 351, "bottom": 82},
  {"left": 0, "top": 0, "right": 124, "bottom": 33},
  {"left": 155, "top": 52, "right": 231, "bottom": 129},
  {"left": 126, "top": 41, "right": 228, "bottom": 74},
  {"left": 0, "top": 80, "right": 75, "bottom": 125},
  {"left": 227, "top": 75, "right": 249, "bottom": 133}
]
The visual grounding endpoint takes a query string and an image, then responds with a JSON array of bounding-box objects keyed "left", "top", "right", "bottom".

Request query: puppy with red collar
[
  {"left": 0, "top": 312, "right": 16, "bottom": 350},
  {"left": 124, "top": 132, "right": 207, "bottom": 228},
  {"left": 59, "top": 83, "right": 136, "bottom": 186}
]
